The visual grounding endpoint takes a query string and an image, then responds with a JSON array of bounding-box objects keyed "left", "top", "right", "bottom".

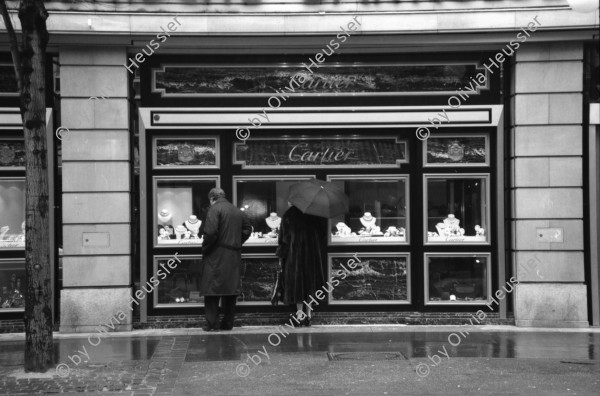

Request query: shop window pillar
[
  {"left": 59, "top": 47, "right": 132, "bottom": 332},
  {"left": 511, "top": 42, "right": 588, "bottom": 327}
]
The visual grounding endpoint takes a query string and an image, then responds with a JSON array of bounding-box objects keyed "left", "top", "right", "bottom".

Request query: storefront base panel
[
  {"left": 515, "top": 284, "right": 589, "bottom": 328},
  {"left": 59, "top": 288, "right": 133, "bottom": 333},
  {"left": 133, "top": 312, "right": 513, "bottom": 329},
  {"left": 515, "top": 320, "right": 589, "bottom": 328},
  {"left": 0, "top": 319, "right": 24, "bottom": 334}
]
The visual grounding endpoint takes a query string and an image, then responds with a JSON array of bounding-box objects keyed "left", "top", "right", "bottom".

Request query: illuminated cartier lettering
[
  {"left": 288, "top": 143, "right": 354, "bottom": 163},
  {"left": 295, "top": 76, "right": 354, "bottom": 91}
]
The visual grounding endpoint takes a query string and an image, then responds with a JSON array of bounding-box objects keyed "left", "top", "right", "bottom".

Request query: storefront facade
[{"left": 0, "top": 0, "right": 598, "bottom": 331}]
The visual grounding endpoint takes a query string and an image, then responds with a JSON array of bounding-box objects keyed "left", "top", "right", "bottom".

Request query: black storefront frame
[{"left": 138, "top": 106, "right": 506, "bottom": 321}]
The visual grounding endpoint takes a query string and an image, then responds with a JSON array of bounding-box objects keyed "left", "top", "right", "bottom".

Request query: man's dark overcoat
[{"left": 200, "top": 197, "right": 252, "bottom": 296}]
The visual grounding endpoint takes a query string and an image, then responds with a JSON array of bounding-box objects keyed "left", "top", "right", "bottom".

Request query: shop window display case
[
  {"left": 154, "top": 255, "right": 203, "bottom": 307},
  {"left": 424, "top": 174, "right": 489, "bottom": 244},
  {"left": 153, "top": 176, "right": 219, "bottom": 246},
  {"left": 233, "top": 176, "right": 314, "bottom": 245},
  {"left": 0, "top": 178, "right": 25, "bottom": 250},
  {"left": 328, "top": 253, "right": 410, "bottom": 304},
  {"left": 0, "top": 259, "right": 26, "bottom": 311},
  {"left": 0, "top": 139, "right": 25, "bottom": 169},
  {"left": 327, "top": 176, "right": 408, "bottom": 245},
  {"left": 425, "top": 254, "right": 491, "bottom": 305},
  {"left": 238, "top": 255, "right": 279, "bottom": 304}
]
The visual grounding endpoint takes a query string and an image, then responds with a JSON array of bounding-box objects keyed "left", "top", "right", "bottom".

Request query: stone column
[
  {"left": 59, "top": 47, "right": 132, "bottom": 332},
  {"left": 512, "top": 42, "right": 588, "bottom": 327}
]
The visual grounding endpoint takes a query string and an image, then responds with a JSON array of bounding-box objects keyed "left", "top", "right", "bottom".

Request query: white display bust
[
  {"left": 158, "top": 209, "right": 172, "bottom": 225},
  {"left": 265, "top": 212, "right": 281, "bottom": 230}
]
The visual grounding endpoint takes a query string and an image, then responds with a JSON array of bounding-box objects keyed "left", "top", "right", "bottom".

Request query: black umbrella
[{"left": 287, "top": 178, "right": 349, "bottom": 219}]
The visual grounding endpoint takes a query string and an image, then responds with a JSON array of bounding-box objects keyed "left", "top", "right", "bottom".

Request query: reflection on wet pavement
[
  {"left": 0, "top": 332, "right": 597, "bottom": 366},
  {"left": 0, "top": 337, "right": 161, "bottom": 366},
  {"left": 185, "top": 332, "right": 600, "bottom": 362}
]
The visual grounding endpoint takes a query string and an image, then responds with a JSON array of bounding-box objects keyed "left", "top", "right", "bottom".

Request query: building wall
[
  {"left": 511, "top": 42, "right": 588, "bottom": 327},
  {"left": 59, "top": 48, "right": 133, "bottom": 332}
]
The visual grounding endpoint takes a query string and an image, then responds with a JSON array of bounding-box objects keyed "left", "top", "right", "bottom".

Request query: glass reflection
[
  {"left": 426, "top": 177, "right": 488, "bottom": 243},
  {"left": 427, "top": 255, "right": 489, "bottom": 303},
  {"left": 329, "top": 177, "right": 407, "bottom": 244}
]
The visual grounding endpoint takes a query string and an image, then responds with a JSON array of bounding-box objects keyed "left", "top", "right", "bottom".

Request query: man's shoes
[
  {"left": 301, "top": 317, "right": 311, "bottom": 327},
  {"left": 219, "top": 325, "right": 233, "bottom": 330},
  {"left": 202, "top": 325, "right": 218, "bottom": 332}
]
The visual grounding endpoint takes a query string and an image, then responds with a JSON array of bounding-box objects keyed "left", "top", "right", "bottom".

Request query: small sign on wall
[
  {"left": 82, "top": 232, "right": 110, "bottom": 247},
  {"left": 536, "top": 228, "right": 563, "bottom": 243}
]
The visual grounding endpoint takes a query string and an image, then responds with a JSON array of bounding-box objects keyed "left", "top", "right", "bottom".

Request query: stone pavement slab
[{"left": 175, "top": 356, "right": 600, "bottom": 396}]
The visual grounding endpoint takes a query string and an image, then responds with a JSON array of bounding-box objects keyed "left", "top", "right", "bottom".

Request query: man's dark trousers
[{"left": 204, "top": 295, "right": 237, "bottom": 330}]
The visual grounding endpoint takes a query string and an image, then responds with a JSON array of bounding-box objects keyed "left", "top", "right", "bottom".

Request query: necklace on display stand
[
  {"left": 360, "top": 212, "right": 377, "bottom": 229},
  {"left": 184, "top": 215, "right": 201, "bottom": 238}
]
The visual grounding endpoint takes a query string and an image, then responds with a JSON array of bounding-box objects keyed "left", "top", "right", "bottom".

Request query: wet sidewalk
[{"left": 1, "top": 325, "right": 599, "bottom": 395}]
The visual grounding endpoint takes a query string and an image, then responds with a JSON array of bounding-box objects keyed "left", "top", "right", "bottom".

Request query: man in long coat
[{"left": 200, "top": 188, "right": 252, "bottom": 331}]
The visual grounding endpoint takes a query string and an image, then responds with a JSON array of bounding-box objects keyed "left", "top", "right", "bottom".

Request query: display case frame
[
  {"left": 326, "top": 174, "right": 410, "bottom": 246},
  {"left": 423, "top": 173, "right": 491, "bottom": 246},
  {"left": 152, "top": 254, "right": 204, "bottom": 308},
  {"left": 424, "top": 253, "right": 492, "bottom": 306},
  {"left": 423, "top": 133, "right": 490, "bottom": 167},
  {"left": 152, "top": 175, "right": 220, "bottom": 248},
  {"left": 152, "top": 135, "right": 220, "bottom": 170},
  {"left": 232, "top": 175, "right": 315, "bottom": 246},
  {"left": 327, "top": 252, "right": 411, "bottom": 305}
]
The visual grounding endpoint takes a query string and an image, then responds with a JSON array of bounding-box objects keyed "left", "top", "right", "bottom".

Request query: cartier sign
[
  {"left": 288, "top": 143, "right": 354, "bottom": 163},
  {"left": 234, "top": 136, "right": 407, "bottom": 169}
]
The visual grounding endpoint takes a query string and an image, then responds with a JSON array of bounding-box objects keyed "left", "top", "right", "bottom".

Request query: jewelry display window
[
  {"left": 153, "top": 176, "right": 219, "bottom": 247},
  {"left": 153, "top": 255, "right": 203, "bottom": 307},
  {"left": 0, "top": 178, "right": 25, "bottom": 250},
  {"left": 425, "top": 253, "right": 491, "bottom": 305},
  {"left": 0, "top": 259, "right": 25, "bottom": 311},
  {"left": 424, "top": 174, "right": 489, "bottom": 244},
  {"left": 238, "top": 255, "right": 280, "bottom": 305},
  {"left": 153, "top": 136, "right": 219, "bottom": 169},
  {"left": 328, "top": 253, "right": 410, "bottom": 305},
  {"left": 233, "top": 176, "right": 315, "bottom": 246},
  {"left": 327, "top": 175, "right": 408, "bottom": 245},
  {"left": 0, "top": 138, "right": 25, "bottom": 169},
  {"left": 424, "top": 134, "right": 489, "bottom": 167}
]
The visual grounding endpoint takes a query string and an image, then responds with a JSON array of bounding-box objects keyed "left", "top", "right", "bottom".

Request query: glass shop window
[
  {"left": 328, "top": 254, "right": 411, "bottom": 304},
  {"left": 0, "top": 260, "right": 26, "bottom": 310},
  {"left": 0, "top": 179, "right": 25, "bottom": 250},
  {"left": 327, "top": 176, "right": 408, "bottom": 245},
  {"left": 153, "top": 177, "right": 218, "bottom": 246},
  {"left": 425, "top": 254, "right": 490, "bottom": 304},
  {"left": 238, "top": 255, "right": 280, "bottom": 304},
  {"left": 233, "top": 176, "right": 314, "bottom": 246},
  {"left": 153, "top": 256, "right": 203, "bottom": 307},
  {"left": 425, "top": 175, "right": 489, "bottom": 244}
]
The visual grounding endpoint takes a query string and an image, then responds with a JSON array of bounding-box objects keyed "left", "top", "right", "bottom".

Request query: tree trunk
[{"left": 18, "top": 0, "right": 53, "bottom": 373}]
